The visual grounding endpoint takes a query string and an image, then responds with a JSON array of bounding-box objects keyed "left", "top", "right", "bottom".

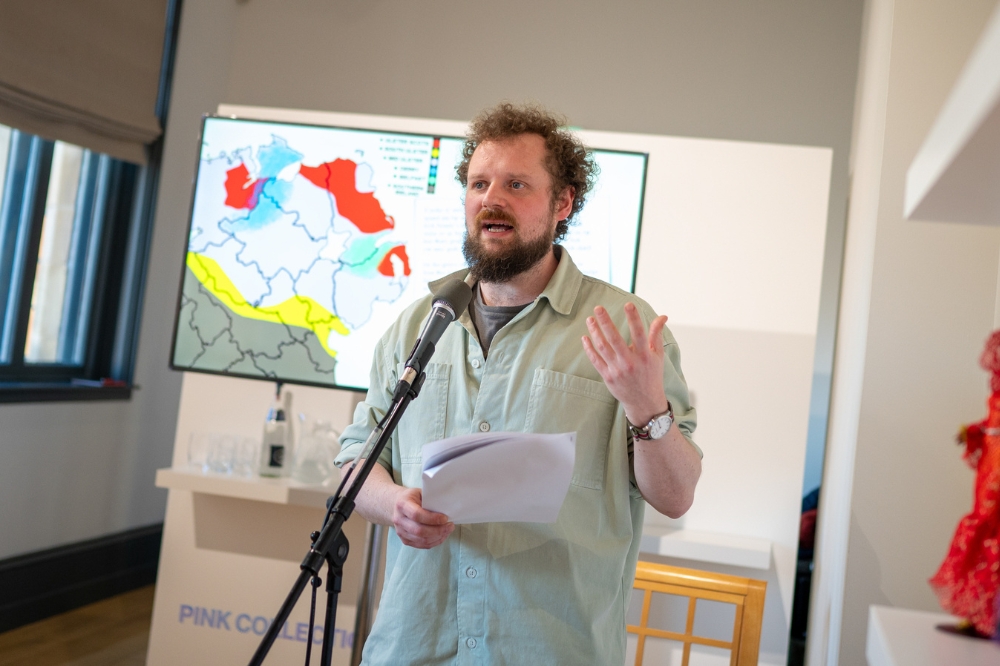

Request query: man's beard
[{"left": 462, "top": 208, "right": 555, "bottom": 283}]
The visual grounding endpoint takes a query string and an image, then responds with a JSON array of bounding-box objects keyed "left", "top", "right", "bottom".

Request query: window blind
[{"left": 0, "top": 0, "right": 168, "bottom": 164}]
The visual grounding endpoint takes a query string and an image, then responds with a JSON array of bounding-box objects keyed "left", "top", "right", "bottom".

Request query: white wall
[{"left": 812, "top": 1, "right": 1000, "bottom": 664}]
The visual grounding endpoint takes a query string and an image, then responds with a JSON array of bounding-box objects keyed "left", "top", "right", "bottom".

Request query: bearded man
[{"left": 336, "top": 102, "right": 702, "bottom": 665}]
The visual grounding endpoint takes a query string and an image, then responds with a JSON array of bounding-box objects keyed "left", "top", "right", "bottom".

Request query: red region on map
[
  {"left": 377, "top": 245, "right": 411, "bottom": 277},
  {"left": 224, "top": 164, "right": 265, "bottom": 209},
  {"left": 299, "top": 159, "right": 394, "bottom": 233}
]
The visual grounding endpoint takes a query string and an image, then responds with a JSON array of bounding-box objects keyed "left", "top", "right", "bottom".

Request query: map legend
[{"left": 428, "top": 137, "right": 441, "bottom": 194}]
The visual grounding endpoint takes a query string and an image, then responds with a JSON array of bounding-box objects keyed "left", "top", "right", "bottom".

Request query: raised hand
[{"left": 582, "top": 303, "right": 670, "bottom": 425}]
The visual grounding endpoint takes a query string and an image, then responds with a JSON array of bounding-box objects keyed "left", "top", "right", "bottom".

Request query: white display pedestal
[
  {"left": 146, "top": 468, "right": 369, "bottom": 666},
  {"left": 866, "top": 605, "right": 1000, "bottom": 666}
]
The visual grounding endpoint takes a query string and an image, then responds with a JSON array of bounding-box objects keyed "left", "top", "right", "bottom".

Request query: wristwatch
[{"left": 628, "top": 405, "right": 674, "bottom": 441}]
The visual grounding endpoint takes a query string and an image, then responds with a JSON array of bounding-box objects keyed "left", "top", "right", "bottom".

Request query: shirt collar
[
  {"left": 427, "top": 245, "right": 582, "bottom": 317},
  {"left": 535, "top": 245, "right": 582, "bottom": 315}
]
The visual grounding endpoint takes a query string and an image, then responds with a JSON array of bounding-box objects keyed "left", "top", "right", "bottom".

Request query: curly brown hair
[{"left": 456, "top": 102, "right": 597, "bottom": 241}]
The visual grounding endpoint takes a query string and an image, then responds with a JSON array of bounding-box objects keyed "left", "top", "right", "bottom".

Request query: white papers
[{"left": 421, "top": 431, "right": 576, "bottom": 524}]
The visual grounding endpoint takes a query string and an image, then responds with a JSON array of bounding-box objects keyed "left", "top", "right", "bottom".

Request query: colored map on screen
[
  {"left": 172, "top": 117, "right": 647, "bottom": 391},
  {"left": 173, "top": 120, "right": 445, "bottom": 389}
]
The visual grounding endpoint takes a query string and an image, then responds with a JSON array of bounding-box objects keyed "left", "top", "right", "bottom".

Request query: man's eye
[
  {"left": 471, "top": 181, "right": 486, "bottom": 190},
  {"left": 511, "top": 181, "right": 524, "bottom": 190}
]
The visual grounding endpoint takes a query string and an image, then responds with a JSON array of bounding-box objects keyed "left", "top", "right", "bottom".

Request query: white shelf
[
  {"left": 155, "top": 467, "right": 336, "bottom": 508},
  {"left": 905, "top": 3, "right": 1000, "bottom": 224},
  {"left": 639, "top": 526, "right": 772, "bottom": 570}
]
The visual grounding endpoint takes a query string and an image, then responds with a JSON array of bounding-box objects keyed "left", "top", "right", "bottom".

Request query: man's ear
[{"left": 554, "top": 186, "right": 574, "bottom": 221}]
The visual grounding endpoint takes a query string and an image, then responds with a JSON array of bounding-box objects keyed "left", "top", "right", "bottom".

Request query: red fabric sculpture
[{"left": 929, "top": 330, "right": 1000, "bottom": 638}]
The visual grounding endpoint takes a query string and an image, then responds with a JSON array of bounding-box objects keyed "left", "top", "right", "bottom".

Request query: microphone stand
[
  {"left": 248, "top": 370, "right": 427, "bottom": 666},
  {"left": 249, "top": 277, "right": 471, "bottom": 666}
]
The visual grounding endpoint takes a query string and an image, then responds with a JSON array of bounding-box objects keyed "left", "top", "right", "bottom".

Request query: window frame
[{"left": 0, "top": 129, "right": 139, "bottom": 401}]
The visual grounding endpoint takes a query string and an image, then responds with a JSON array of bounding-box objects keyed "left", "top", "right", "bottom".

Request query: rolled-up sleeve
[
  {"left": 335, "top": 336, "right": 396, "bottom": 474},
  {"left": 663, "top": 340, "right": 701, "bottom": 458}
]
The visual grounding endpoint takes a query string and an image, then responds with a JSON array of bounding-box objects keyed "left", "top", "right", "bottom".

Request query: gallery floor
[{"left": 0, "top": 586, "right": 153, "bottom": 665}]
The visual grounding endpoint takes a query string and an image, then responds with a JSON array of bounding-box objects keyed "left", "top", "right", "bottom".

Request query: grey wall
[
  {"left": 225, "top": 0, "right": 862, "bottom": 373},
  {"left": 0, "top": 0, "right": 864, "bottom": 603},
  {"left": 837, "top": 1, "right": 1000, "bottom": 664}
]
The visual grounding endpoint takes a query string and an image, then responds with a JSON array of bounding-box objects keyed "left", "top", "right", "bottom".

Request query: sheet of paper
[{"left": 421, "top": 432, "right": 576, "bottom": 524}]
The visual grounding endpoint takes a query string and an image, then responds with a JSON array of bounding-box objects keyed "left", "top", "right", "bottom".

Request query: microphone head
[{"left": 433, "top": 279, "right": 474, "bottom": 317}]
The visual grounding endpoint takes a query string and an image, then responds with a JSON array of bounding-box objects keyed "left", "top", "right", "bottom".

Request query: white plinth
[
  {"left": 147, "top": 467, "right": 368, "bottom": 666},
  {"left": 866, "top": 605, "right": 1000, "bottom": 666}
]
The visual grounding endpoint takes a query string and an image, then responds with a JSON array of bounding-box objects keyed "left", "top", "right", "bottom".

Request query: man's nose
[{"left": 481, "top": 182, "right": 506, "bottom": 209}]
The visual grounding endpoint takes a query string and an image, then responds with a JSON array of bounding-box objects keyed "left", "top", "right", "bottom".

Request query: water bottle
[{"left": 259, "top": 384, "right": 291, "bottom": 477}]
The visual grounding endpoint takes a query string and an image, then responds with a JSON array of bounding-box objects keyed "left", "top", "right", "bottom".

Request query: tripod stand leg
[{"left": 320, "top": 531, "right": 348, "bottom": 666}]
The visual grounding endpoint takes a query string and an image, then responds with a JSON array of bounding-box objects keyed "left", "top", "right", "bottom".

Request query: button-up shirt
[{"left": 336, "top": 248, "right": 698, "bottom": 665}]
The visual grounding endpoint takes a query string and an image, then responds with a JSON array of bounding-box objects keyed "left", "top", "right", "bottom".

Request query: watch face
[{"left": 648, "top": 415, "right": 672, "bottom": 440}]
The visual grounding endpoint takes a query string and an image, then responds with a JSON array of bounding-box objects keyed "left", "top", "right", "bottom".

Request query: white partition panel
[{"left": 615, "top": 127, "right": 831, "bottom": 664}]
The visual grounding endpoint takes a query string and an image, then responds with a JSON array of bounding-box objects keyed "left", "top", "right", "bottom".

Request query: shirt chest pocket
[
  {"left": 396, "top": 362, "right": 451, "bottom": 487},
  {"left": 523, "top": 368, "right": 617, "bottom": 490}
]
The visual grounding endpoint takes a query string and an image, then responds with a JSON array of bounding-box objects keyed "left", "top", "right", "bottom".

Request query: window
[
  {"left": 0, "top": 125, "right": 143, "bottom": 400},
  {"left": 0, "top": 0, "right": 181, "bottom": 403}
]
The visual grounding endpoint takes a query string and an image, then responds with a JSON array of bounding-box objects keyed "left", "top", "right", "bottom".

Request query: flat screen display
[{"left": 170, "top": 116, "right": 647, "bottom": 391}]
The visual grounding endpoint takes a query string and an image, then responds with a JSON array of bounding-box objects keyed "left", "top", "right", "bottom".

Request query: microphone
[
  {"left": 355, "top": 278, "right": 473, "bottom": 474},
  {"left": 402, "top": 279, "right": 473, "bottom": 380}
]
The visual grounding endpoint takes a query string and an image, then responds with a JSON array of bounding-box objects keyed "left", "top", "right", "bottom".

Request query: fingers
[
  {"left": 583, "top": 321, "right": 612, "bottom": 367},
  {"left": 581, "top": 335, "right": 609, "bottom": 374},
  {"left": 624, "top": 303, "right": 648, "bottom": 354},
  {"left": 588, "top": 304, "right": 666, "bottom": 357},
  {"left": 396, "top": 519, "right": 453, "bottom": 549},
  {"left": 399, "top": 489, "right": 450, "bottom": 524},
  {"left": 624, "top": 303, "right": 668, "bottom": 358},
  {"left": 393, "top": 488, "right": 454, "bottom": 549},
  {"left": 590, "top": 306, "right": 630, "bottom": 357},
  {"left": 647, "top": 315, "right": 668, "bottom": 354}
]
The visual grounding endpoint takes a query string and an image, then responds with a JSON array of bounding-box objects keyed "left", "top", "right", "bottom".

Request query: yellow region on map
[{"left": 186, "top": 252, "right": 348, "bottom": 358}]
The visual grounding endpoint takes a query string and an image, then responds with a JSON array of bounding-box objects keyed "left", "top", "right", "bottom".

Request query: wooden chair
[{"left": 627, "top": 561, "right": 767, "bottom": 666}]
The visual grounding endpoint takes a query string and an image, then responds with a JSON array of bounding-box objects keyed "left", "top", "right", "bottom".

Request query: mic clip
[{"left": 392, "top": 370, "right": 426, "bottom": 402}]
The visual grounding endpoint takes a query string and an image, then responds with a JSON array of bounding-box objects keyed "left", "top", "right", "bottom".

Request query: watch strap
[{"left": 627, "top": 406, "right": 673, "bottom": 441}]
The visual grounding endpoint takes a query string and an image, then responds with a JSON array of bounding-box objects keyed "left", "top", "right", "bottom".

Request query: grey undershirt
[{"left": 470, "top": 284, "right": 529, "bottom": 356}]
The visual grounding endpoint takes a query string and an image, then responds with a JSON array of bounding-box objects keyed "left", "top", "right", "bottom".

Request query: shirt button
[
  {"left": 479, "top": 422, "right": 490, "bottom": 432},
  {"left": 471, "top": 359, "right": 481, "bottom": 368},
  {"left": 466, "top": 637, "right": 477, "bottom": 649},
  {"left": 466, "top": 567, "right": 477, "bottom": 578}
]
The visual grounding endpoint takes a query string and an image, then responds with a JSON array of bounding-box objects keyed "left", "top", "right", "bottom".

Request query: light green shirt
[{"left": 336, "top": 248, "right": 698, "bottom": 665}]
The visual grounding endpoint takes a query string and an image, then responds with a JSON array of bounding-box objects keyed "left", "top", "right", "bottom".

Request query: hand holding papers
[{"left": 421, "top": 432, "right": 576, "bottom": 524}]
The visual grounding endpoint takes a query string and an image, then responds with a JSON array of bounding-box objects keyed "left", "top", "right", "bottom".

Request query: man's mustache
[{"left": 474, "top": 208, "right": 517, "bottom": 226}]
